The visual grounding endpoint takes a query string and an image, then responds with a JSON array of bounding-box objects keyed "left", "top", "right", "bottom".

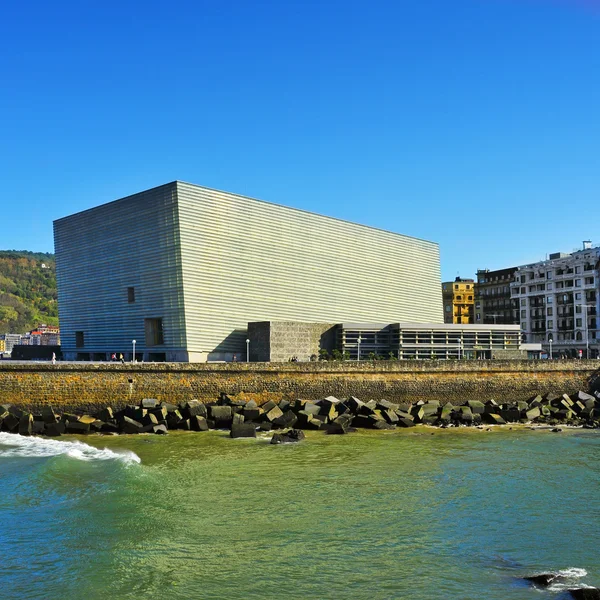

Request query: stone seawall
[{"left": 1, "top": 360, "right": 599, "bottom": 413}]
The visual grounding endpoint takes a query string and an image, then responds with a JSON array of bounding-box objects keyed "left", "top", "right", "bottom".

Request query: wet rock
[
  {"left": 100, "top": 422, "right": 120, "bottom": 434},
  {"left": 120, "top": 416, "right": 143, "bottom": 434},
  {"left": 273, "top": 411, "right": 298, "bottom": 429},
  {"left": 45, "top": 422, "right": 65, "bottom": 436},
  {"left": 32, "top": 420, "right": 45, "bottom": 435},
  {"left": 569, "top": 588, "right": 600, "bottom": 599},
  {"left": 18, "top": 413, "right": 33, "bottom": 436},
  {"left": 41, "top": 406, "right": 59, "bottom": 424},
  {"left": 190, "top": 416, "right": 209, "bottom": 431},
  {"left": 271, "top": 429, "right": 305, "bottom": 444},
  {"left": 209, "top": 405, "right": 233, "bottom": 428},
  {"left": 482, "top": 413, "right": 506, "bottom": 425},
  {"left": 65, "top": 421, "right": 90, "bottom": 434},
  {"left": 265, "top": 406, "right": 284, "bottom": 422},
  {"left": 525, "top": 573, "right": 560, "bottom": 586},
  {"left": 230, "top": 423, "right": 257, "bottom": 438},
  {"left": 97, "top": 407, "right": 114, "bottom": 422}
]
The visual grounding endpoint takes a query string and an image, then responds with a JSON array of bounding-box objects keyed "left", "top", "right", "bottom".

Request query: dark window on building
[
  {"left": 127, "top": 287, "right": 135, "bottom": 303},
  {"left": 145, "top": 318, "right": 164, "bottom": 346},
  {"left": 75, "top": 331, "right": 84, "bottom": 347}
]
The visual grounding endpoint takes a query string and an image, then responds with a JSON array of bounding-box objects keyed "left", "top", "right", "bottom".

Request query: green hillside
[{"left": 0, "top": 250, "right": 58, "bottom": 333}]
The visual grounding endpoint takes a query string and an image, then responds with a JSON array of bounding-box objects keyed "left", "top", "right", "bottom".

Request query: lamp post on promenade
[
  {"left": 357, "top": 336, "right": 362, "bottom": 362},
  {"left": 132, "top": 339, "right": 136, "bottom": 363},
  {"left": 548, "top": 334, "right": 553, "bottom": 360},
  {"left": 246, "top": 338, "right": 250, "bottom": 363}
]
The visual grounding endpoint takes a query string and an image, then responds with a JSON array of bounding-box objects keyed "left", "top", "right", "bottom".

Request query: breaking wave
[{"left": 0, "top": 432, "right": 141, "bottom": 464}]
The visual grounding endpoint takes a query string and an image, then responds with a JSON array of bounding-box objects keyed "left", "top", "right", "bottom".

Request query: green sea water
[{"left": 1, "top": 427, "right": 599, "bottom": 599}]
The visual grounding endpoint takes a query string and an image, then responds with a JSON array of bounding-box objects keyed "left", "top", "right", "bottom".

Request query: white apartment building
[
  {"left": 0, "top": 334, "right": 23, "bottom": 355},
  {"left": 510, "top": 242, "right": 600, "bottom": 358}
]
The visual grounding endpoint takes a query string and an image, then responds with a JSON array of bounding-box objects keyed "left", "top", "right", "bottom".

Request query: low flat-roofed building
[{"left": 249, "top": 321, "right": 535, "bottom": 361}]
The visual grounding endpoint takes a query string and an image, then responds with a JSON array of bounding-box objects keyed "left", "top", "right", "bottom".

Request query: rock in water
[
  {"left": 271, "top": 429, "right": 306, "bottom": 444},
  {"left": 230, "top": 423, "right": 257, "bottom": 438},
  {"left": 525, "top": 573, "right": 560, "bottom": 587},
  {"left": 570, "top": 588, "right": 600, "bottom": 599}
]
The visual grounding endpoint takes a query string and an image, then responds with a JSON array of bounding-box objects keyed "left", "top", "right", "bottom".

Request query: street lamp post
[
  {"left": 357, "top": 336, "right": 362, "bottom": 361},
  {"left": 548, "top": 334, "right": 553, "bottom": 360},
  {"left": 132, "top": 339, "right": 136, "bottom": 363},
  {"left": 246, "top": 338, "right": 250, "bottom": 362}
]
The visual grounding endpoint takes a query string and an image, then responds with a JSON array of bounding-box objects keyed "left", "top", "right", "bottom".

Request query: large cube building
[{"left": 54, "top": 181, "right": 443, "bottom": 362}]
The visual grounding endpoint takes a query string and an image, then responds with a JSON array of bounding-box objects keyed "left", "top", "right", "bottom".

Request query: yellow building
[
  {"left": 0, "top": 338, "right": 5, "bottom": 353},
  {"left": 442, "top": 278, "right": 475, "bottom": 324}
]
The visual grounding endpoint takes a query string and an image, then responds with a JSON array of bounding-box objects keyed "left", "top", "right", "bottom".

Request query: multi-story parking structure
[{"left": 510, "top": 242, "right": 600, "bottom": 358}]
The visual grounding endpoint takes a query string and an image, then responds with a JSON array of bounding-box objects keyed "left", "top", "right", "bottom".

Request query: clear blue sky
[{"left": 1, "top": 0, "right": 598, "bottom": 281}]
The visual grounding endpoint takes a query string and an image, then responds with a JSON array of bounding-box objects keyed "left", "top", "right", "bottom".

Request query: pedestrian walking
[{"left": 119, "top": 353, "right": 124, "bottom": 364}]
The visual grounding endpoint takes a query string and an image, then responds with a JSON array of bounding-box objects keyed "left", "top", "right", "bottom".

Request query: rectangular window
[
  {"left": 547, "top": 271, "right": 552, "bottom": 279},
  {"left": 546, "top": 296, "right": 553, "bottom": 304},
  {"left": 547, "top": 283, "right": 553, "bottom": 290},
  {"left": 576, "top": 318, "right": 582, "bottom": 327},
  {"left": 547, "top": 307, "right": 553, "bottom": 316},
  {"left": 521, "top": 299, "right": 526, "bottom": 306},
  {"left": 521, "top": 309, "right": 526, "bottom": 317},
  {"left": 575, "top": 279, "right": 581, "bottom": 287},
  {"left": 575, "top": 266, "right": 581, "bottom": 274},
  {"left": 144, "top": 318, "right": 164, "bottom": 346},
  {"left": 547, "top": 320, "right": 553, "bottom": 328},
  {"left": 75, "top": 331, "right": 84, "bottom": 347},
  {"left": 127, "top": 287, "right": 135, "bottom": 303}
]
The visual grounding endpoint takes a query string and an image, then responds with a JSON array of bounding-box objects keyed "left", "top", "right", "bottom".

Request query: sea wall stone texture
[{"left": 1, "top": 360, "right": 598, "bottom": 413}]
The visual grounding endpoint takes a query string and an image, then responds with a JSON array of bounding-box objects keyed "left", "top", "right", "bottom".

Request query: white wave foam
[
  {"left": 544, "top": 568, "right": 590, "bottom": 592},
  {"left": 0, "top": 432, "right": 141, "bottom": 464}
]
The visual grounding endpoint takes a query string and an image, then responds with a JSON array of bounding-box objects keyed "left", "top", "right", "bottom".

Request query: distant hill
[{"left": 0, "top": 250, "right": 58, "bottom": 333}]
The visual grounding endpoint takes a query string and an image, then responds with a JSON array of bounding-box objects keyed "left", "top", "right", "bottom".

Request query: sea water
[{"left": 0, "top": 427, "right": 598, "bottom": 599}]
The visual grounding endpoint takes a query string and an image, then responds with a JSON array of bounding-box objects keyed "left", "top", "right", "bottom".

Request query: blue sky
[{"left": 1, "top": 0, "right": 598, "bottom": 281}]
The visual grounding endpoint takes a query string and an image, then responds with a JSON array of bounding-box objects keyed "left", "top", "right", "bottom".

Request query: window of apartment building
[
  {"left": 529, "top": 285, "right": 536, "bottom": 292},
  {"left": 475, "top": 301, "right": 481, "bottom": 309},
  {"left": 456, "top": 295, "right": 462, "bottom": 300},
  {"left": 547, "top": 271, "right": 552, "bottom": 279},
  {"left": 585, "top": 277, "right": 594, "bottom": 285},
  {"left": 547, "top": 283, "right": 553, "bottom": 290},
  {"left": 576, "top": 318, "right": 582, "bottom": 327},
  {"left": 547, "top": 296, "right": 553, "bottom": 304},
  {"left": 520, "top": 275, "right": 526, "bottom": 283},
  {"left": 454, "top": 284, "right": 459, "bottom": 290},
  {"left": 75, "top": 331, "right": 84, "bottom": 347},
  {"left": 127, "top": 287, "right": 135, "bottom": 303},
  {"left": 521, "top": 322, "right": 527, "bottom": 330},
  {"left": 575, "top": 266, "right": 581, "bottom": 274},
  {"left": 556, "top": 281, "right": 563, "bottom": 289},
  {"left": 547, "top": 320, "right": 553, "bottom": 328},
  {"left": 547, "top": 307, "right": 553, "bottom": 316},
  {"left": 466, "top": 284, "right": 471, "bottom": 289},
  {"left": 521, "top": 309, "right": 526, "bottom": 318},
  {"left": 445, "top": 305, "right": 451, "bottom": 312},
  {"left": 521, "top": 299, "right": 526, "bottom": 306},
  {"left": 576, "top": 292, "right": 582, "bottom": 300},
  {"left": 575, "top": 279, "right": 581, "bottom": 287},
  {"left": 529, "top": 273, "right": 534, "bottom": 280},
  {"left": 476, "top": 313, "right": 480, "bottom": 320},
  {"left": 144, "top": 318, "right": 164, "bottom": 346},
  {"left": 468, "top": 295, "right": 473, "bottom": 300},
  {"left": 521, "top": 287, "right": 526, "bottom": 294}
]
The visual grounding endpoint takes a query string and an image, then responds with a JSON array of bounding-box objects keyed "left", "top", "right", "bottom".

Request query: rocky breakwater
[{"left": 1, "top": 389, "right": 599, "bottom": 440}]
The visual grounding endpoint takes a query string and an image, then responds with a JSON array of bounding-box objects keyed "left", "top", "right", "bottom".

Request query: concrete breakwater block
[{"left": 2, "top": 387, "right": 599, "bottom": 440}]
